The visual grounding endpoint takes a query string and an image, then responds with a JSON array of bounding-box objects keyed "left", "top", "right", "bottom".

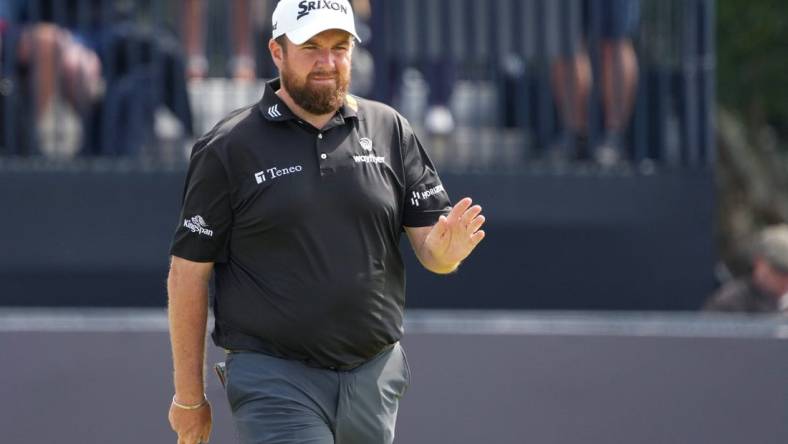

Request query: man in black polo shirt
[{"left": 166, "top": 1, "right": 486, "bottom": 443}]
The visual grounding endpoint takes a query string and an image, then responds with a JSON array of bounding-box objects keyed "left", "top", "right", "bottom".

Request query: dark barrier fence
[
  {"left": 0, "top": 167, "right": 716, "bottom": 310},
  {"left": 0, "top": 0, "right": 715, "bottom": 171}
]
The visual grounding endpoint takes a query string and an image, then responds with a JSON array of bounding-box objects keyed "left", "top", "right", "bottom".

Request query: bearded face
[{"left": 280, "top": 48, "right": 352, "bottom": 115}]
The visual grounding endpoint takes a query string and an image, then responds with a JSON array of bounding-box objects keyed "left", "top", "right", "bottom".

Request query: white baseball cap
[{"left": 272, "top": 0, "right": 361, "bottom": 45}]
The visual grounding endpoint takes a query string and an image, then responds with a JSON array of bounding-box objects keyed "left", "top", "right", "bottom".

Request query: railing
[
  {"left": 372, "top": 0, "right": 716, "bottom": 170},
  {"left": 0, "top": 0, "right": 715, "bottom": 172}
]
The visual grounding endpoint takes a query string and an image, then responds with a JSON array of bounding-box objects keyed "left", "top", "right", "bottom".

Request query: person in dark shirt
[
  {"left": 165, "top": 1, "right": 486, "bottom": 443},
  {"left": 705, "top": 225, "right": 788, "bottom": 314}
]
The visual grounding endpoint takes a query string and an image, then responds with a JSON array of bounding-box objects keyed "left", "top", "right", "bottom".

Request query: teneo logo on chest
[
  {"left": 254, "top": 165, "right": 304, "bottom": 184},
  {"left": 297, "top": 1, "right": 348, "bottom": 20}
]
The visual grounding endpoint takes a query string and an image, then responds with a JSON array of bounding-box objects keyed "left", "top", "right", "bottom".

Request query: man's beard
[{"left": 281, "top": 62, "right": 351, "bottom": 115}]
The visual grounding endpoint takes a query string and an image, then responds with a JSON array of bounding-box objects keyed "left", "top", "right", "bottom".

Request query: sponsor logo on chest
[
  {"left": 353, "top": 137, "right": 385, "bottom": 164},
  {"left": 254, "top": 165, "right": 304, "bottom": 184},
  {"left": 353, "top": 154, "right": 386, "bottom": 164}
]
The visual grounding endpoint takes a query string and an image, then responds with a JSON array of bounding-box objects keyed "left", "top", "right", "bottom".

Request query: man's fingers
[
  {"left": 468, "top": 215, "right": 486, "bottom": 233},
  {"left": 175, "top": 425, "right": 209, "bottom": 444},
  {"left": 461, "top": 205, "right": 483, "bottom": 226},
  {"left": 202, "top": 423, "right": 212, "bottom": 443},
  {"left": 177, "top": 435, "right": 197, "bottom": 444},
  {"left": 471, "top": 230, "right": 486, "bottom": 244},
  {"left": 448, "top": 198, "right": 473, "bottom": 223}
]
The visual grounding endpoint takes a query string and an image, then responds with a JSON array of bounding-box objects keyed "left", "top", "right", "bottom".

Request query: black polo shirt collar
[
  {"left": 259, "top": 79, "right": 296, "bottom": 122},
  {"left": 259, "top": 78, "right": 360, "bottom": 127}
]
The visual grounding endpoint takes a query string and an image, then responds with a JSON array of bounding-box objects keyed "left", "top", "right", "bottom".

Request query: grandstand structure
[
  {"left": 1, "top": 0, "right": 716, "bottom": 310},
  {"left": 3, "top": 3, "right": 787, "bottom": 443}
]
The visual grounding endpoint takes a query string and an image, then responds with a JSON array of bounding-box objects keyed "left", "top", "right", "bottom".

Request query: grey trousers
[{"left": 223, "top": 343, "right": 411, "bottom": 444}]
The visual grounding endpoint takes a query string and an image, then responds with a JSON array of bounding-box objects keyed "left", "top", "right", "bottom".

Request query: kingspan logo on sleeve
[
  {"left": 297, "top": 0, "right": 349, "bottom": 20},
  {"left": 183, "top": 215, "right": 214, "bottom": 237}
]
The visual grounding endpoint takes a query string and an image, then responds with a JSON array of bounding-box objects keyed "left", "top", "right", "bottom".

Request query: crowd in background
[
  {"left": 0, "top": 0, "right": 783, "bottom": 316},
  {"left": 0, "top": 0, "right": 716, "bottom": 170},
  {"left": 0, "top": 0, "right": 193, "bottom": 158}
]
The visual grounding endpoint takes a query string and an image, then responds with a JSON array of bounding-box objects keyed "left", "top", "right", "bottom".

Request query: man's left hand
[{"left": 423, "top": 197, "right": 486, "bottom": 273}]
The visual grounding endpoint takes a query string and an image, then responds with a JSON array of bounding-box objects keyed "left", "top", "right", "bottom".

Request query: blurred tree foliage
[
  {"left": 717, "top": 0, "right": 788, "bottom": 145},
  {"left": 715, "top": 0, "right": 788, "bottom": 274}
]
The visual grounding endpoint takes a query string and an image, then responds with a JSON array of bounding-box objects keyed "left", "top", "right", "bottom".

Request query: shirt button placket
[{"left": 318, "top": 132, "right": 329, "bottom": 175}]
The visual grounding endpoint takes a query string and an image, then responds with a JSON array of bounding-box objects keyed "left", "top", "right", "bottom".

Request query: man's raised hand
[{"left": 424, "top": 197, "right": 486, "bottom": 272}]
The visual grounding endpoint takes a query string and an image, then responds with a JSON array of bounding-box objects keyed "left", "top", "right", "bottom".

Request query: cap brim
[{"left": 286, "top": 23, "right": 361, "bottom": 45}]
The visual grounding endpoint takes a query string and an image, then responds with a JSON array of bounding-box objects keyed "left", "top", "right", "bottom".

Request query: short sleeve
[
  {"left": 400, "top": 116, "right": 452, "bottom": 227},
  {"left": 169, "top": 144, "right": 232, "bottom": 262}
]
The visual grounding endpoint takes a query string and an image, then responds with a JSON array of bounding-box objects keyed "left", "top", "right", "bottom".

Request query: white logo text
[
  {"left": 410, "top": 184, "right": 445, "bottom": 207},
  {"left": 254, "top": 165, "right": 304, "bottom": 184},
  {"left": 353, "top": 154, "right": 385, "bottom": 164},
  {"left": 297, "top": 0, "right": 348, "bottom": 20},
  {"left": 183, "top": 215, "right": 214, "bottom": 237}
]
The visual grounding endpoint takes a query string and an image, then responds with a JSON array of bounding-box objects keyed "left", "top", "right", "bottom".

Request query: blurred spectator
[
  {"left": 551, "top": 0, "right": 640, "bottom": 164},
  {"left": 422, "top": 59, "right": 456, "bottom": 136},
  {"left": 183, "top": 0, "right": 256, "bottom": 81},
  {"left": 348, "top": 0, "right": 374, "bottom": 97},
  {"left": 182, "top": 0, "right": 371, "bottom": 84},
  {"left": 382, "top": 0, "right": 456, "bottom": 136},
  {"left": 704, "top": 225, "right": 788, "bottom": 314},
  {"left": 10, "top": 0, "right": 193, "bottom": 157},
  {"left": 0, "top": 0, "right": 102, "bottom": 157}
]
